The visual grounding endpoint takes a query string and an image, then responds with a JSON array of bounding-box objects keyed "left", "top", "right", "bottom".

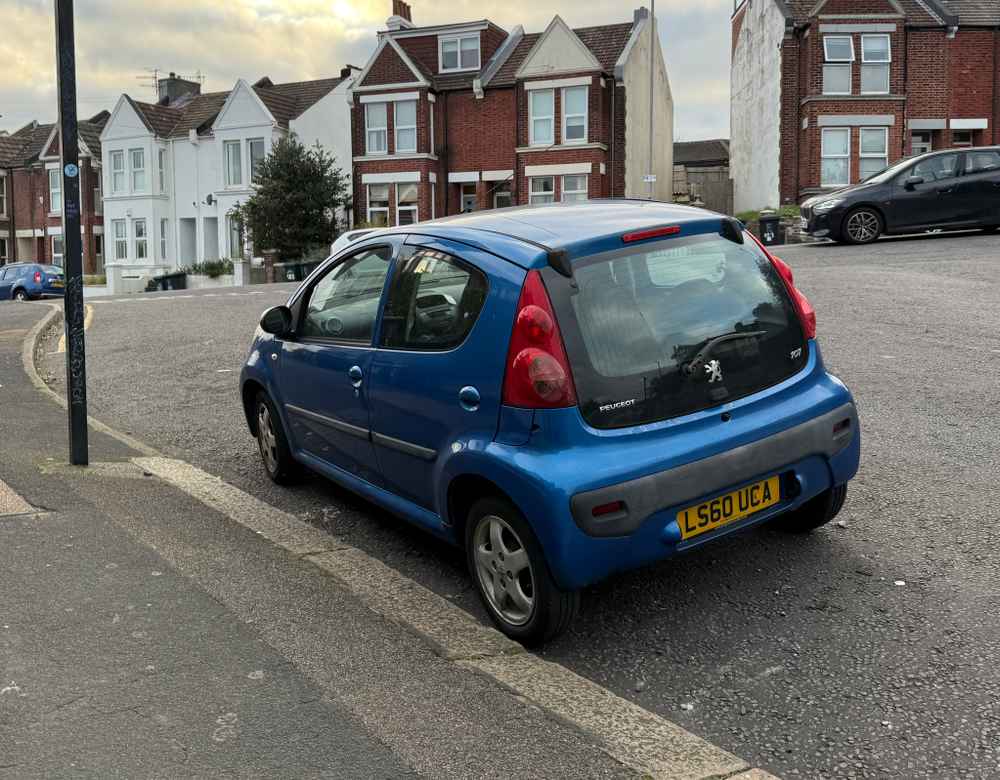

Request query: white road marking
[{"left": 134, "top": 456, "right": 763, "bottom": 780}]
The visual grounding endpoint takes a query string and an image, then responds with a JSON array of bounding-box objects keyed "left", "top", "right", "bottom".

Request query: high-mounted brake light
[
  {"left": 33, "top": 271, "right": 42, "bottom": 284},
  {"left": 622, "top": 225, "right": 681, "bottom": 244},
  {"left": 747, "top": 233, "right": 817, "bottom": 340},
  {"left": 502, "top": 270, "right": 577, "bottom": 409}
]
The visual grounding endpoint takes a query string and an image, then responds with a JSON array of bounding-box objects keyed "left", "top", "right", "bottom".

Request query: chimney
[
  {"left": 158, "top": 72, "right": 201, "bottom": 105},
  {"left": 387, "top": 0, "right": 414, "bottom": 30},
  {"left": 634, "top": 6, "right": 649, "bottom": 24}
]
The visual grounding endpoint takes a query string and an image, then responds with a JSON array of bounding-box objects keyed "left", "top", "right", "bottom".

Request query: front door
[
  {"left": 954, "top": 149, "right": 1000, "bottom": 226},
  {"left": 280, "top": 242, "right": 396, "bottom": 485},
  {"left": 461, "top": 183, "right": 478, "bottom": 212},
  {"left": 887, "top": 152, "right": 965, "bottom": 232},
  {"left": 368, "top": 236, "right": 515, "bottom": 514},
  {"left": 911, "top": 132, "right": 932, "bottom": 156}
]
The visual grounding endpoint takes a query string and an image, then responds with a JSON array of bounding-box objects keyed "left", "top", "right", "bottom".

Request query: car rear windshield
[
  {"left": 42, "top": 266, "right": 63, "bottom": 275},
  {"left": 544, "top": 232, "right": 809, "bottom": 429}
]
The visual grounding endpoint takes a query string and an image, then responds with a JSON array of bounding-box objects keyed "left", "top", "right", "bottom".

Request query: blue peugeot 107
[{"left": 241, "top": 202, "right": 860, "bottom": 644}]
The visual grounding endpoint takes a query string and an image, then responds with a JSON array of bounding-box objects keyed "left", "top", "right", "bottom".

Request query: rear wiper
[{"left": 681, "top": 330, "right": 767, "bottom": 376}]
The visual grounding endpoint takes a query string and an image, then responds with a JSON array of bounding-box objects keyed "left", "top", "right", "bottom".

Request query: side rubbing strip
[
  {"left": 372, "top": 432, "right": 437, "bottom": 461},
  {"left": 285, "top": 404, "right": 369, "bottom": 440}
]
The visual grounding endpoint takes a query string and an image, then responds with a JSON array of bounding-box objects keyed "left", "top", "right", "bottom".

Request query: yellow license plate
[
  {"left": 677, "top": 476, "right": 781, "bottom": 541},
  {"left": 52, "top": 281, "right": 64, "bottom": 287}
]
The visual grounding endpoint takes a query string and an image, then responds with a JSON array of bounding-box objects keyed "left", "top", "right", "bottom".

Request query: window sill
[
  {"left": 439, "top": 66, "right": 480, "bottom": 74},
  {"left": 516, "top": 142, "right": 608, "bottom": 153}
]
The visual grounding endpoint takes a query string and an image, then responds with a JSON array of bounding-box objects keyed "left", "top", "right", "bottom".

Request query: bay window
[
  {"left": 113, "top": 219, "right": 127, "bottom": 260},
  {"left": 396, "top": 182, "right": 418, "bottom": 225},
  {"left": 52, "top": 236, "right": 64, "bottom": 266},
  {"left": 49, "top": 169, "right": 62, "bottom": 213},
  {"left": 249, "top": 138, "right": 266, "bottom": 183},
  {"left": 823, "top": 35, "right": 853, "bottom": 95},
  {"left": 366, "top": 103, "right": 388, "bottom": 154},
  {"left": 133, "top": 218, "right": 147, "bottom": 260},
  {"left": 158, "top": 148, "right": 167, "bottom": 193},
  {"left": 562, "top": 86, "right": 588, "bottom": 144},
  {"left": 224, "top": 140, "right": 242, "bottom": 187},
  {"left": 367, "top": 184, "right": 390, "bottom": 226},
  {"left": 111, "top": 150, "right": 125, "bottom": 193},
  {"left": 861, "top": 35, "right": 890, "bottom": 95},
  {"left": 529, "top": 177, "right": 554, "bottom": 205},
  {"left": 859, "top": 128, "right": 889, "bottom": 180},
  {"left": 161, "top": 218, "right": 169, "bottom": 260},
  {"left": 130, "top": 148, "right": 145, "bottom": 192},
  {"left": 821, "top": 128, "right": 850, "bottom": 187},
  {"left": 394, "top": 101, "right": 417, "bottom": 153},
  {"left": 529, "top": 89, "right": 554, "bottom": 146}
]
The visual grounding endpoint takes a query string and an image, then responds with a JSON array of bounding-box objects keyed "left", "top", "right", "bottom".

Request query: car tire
[
  {"left": 466, "top": 496, "right": 579, "bottom": 646},
  {"left": 254, "top": 391, "right": 301, "bottom": 484},
  {"left": 842, "top": 208, "right": 883, "bottom": 244},
  {"left": 13, "top": 289, "right": 28, "bottom": 302},
  {"left": 774, "top": 484, "right": 847, "bottom": 534}
]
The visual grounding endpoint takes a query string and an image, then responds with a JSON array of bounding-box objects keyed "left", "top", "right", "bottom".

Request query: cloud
[{"left": 1, "top": 0, "right": 731, "bottom": 140}]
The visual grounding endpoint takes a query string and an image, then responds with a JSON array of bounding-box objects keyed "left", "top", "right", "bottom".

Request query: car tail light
[
  {"left": 33, "top": 271, "right": 42, "bottom": 284},
  {"left": 622, "top": 225, "right": 681, "bottom": 243},
  {"left": 502, "top": 270, "right": 577, "bottom": 408},
  {"left": 748, "top": 233, "right": 816, "bottom": 340}
]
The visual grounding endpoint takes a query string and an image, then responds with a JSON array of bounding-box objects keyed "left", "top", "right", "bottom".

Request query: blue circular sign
[{"left": 64, "top": 163, "right": 79, "bottom": 178}]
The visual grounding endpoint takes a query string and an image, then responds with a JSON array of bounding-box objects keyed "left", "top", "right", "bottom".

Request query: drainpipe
[
  {"left": 610, "top": 81, "right": 616, "bottom": 198},
  {"left": 902, "top": 24, "right": 909, "bottom": 157},
  {"left": 993, "top": 28, "right": 999, "bottom": 145},
  {"left": 513, "top": 85, "right": 520, "bottom": 203},
  {"left": 443, "top": 92, "right": 450, "bottom": 216}
]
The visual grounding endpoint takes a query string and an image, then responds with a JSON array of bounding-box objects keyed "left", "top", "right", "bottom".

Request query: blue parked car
[
  {"left": 240, "top": 202, "right": 860, "bottom": 644},
  {"left": 0, "top": 263, "right": 65, "bottom": 301}
]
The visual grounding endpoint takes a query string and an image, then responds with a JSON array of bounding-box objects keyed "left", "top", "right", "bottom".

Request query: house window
[
  {"left": 859, "top": 128, "right": 888, "bottom": 180},
  {"left": 158, "top": 148, "right": 167, "bottom": 193},
  {"left": 562, "top": 86, "right": 588, "bottom": 144},
  {"left": 49, "top": 169, "right": 62, "bottom": 213},
  {"left": 861, "top": 35, "right": 890, "bottom": 94},
  {"left": 396, "top": 182, "right": 418, "bottom": 225},
  {"left": 130, "top": 148, "right": 145, "bottom": 192},
  {"left": 911, "top": 131, "right": 932, "bottom": 155},
  {"left": 952, "top": 130, "right": 973, "bottom": 148},
  {"left": 394, "top": 101, "right": 417, "bottom": 153},
  {"left": 440, "top": 34, "right": 480, "bottom": 72},
  {"left": 822, "top": 35, "right": 854, "bottom": 95},
  {"left": 431, "top": 182, "right": 436, "bottom": 219},
  {"left": 529, "top": 177, "right": 555, "bottom": 205},
  {"left": 52, "top": 236, "right": 64, "bottom": 266},
  {"left": 0, "top": 238, "right": 7, "bottom": 263},
  {"left": 429, "top": 103, "right": 435, "bottom": 155},
  {"left": 111, "top": 150, "right": 125, "bottom": 193},
  {"left": 561, "top": 174, "right": 588, "bottom": 202},
  {"left": 94, "top": 235, "right": 103, "bottom": 264},
  {"left": 113, "top": 219, "right": 127, "bottom": 260},
  {"left": 493, "top": 182, "right": 512, "bottom": 209},
  {"left": 133, "top": 218, "right": 148, "bottom": 260},
  {"left": 227, "top": 214, "right": 241, "bottom": 258},
  {"left": 365, "top": 103, "right": 388, "bottom": 154},
  {"left": 529, "top": 89, "right": 555, "bottom": 146},
  {"left": 0, "top": 174, "right": 6, "bottom": 216},
  {"left": 821, "top": 128, "right": 850, "bottom": 187},
  {"left": 160, "top": 218, "right": 169, "bottom": 260},
  {"left": 94, "top": 172, "right": 103, "bottom": 215},
  {"left": 367, "top": 184, "right": 390, "bottom": 226},
  {"left": 224, "top": 140, "right": 242, "bottom": 187},
  {"left": 249, "top": 138, "right": 266, "bottom": 183}
]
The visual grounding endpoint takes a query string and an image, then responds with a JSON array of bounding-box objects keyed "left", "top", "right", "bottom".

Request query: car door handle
[
  {"left": 348, "top": 365, "right": 363, "bottom": 387},
  {"left": 936, "top": 187, "right": 954, "bottom": 195},
  {"left": 459, "top": 386, "right": 480, "bottom": 411}
]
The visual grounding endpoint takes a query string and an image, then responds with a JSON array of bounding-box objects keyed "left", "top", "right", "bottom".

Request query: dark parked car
[
  {"left": 801, "top": 146, "right": 1000, "bottom": 244},
  {"left": 0, "top": 263, "right": 65, "bottom": 301}
]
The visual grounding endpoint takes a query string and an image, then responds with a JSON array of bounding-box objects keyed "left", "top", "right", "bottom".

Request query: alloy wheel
[
  {"left": 257, "top": 402, "right": 279, "bottom": 474},
  {"left": 846, "top": 210, "right": 880, "bottom": 243},
  {"left": 14, "top": 291, "right": 27, "bottom": 302},
  {"left": 473, "top": 514, "right": 535, "bottom": 626}
]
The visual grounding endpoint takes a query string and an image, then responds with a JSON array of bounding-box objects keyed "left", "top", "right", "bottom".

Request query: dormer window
[{"left": 440, "top": 34, "right": 480, "bottom": 72}]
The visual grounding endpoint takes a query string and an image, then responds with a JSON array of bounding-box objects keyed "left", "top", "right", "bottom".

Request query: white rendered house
[{"left": 99, "top": 70, "right": 357, "bottom": 290}]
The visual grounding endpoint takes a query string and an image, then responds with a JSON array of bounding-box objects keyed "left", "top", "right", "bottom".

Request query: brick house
[
  {"left": 0, "top": 113, "right": 108, "bottom": 272},
  {"left": 730, "top": 0, "right": 1000, "bottom": 212},
  {"left": 351, "top": 1, "right": 673, "bottom": 228}
]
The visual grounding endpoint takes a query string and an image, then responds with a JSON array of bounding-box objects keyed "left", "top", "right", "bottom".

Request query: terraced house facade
[
  {"left": 731, "top": 0, "right": 1000, "bottom": 212},
  {"left": 351, "top": 1, "right": 673, "bottom": 227}
]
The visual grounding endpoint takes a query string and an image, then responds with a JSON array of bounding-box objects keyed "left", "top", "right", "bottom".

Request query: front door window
[{"left": 300, "top": 247, "right": 392, "bottom": 342}]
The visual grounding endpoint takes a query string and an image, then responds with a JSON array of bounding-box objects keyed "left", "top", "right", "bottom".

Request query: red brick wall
[
  {"left": 482, "top": 27, "right": 507, "bottom": 65},
  {"left": 360, "top": 44, "right": 419, "bottom": 87},
  {"left": 611, "top": 83, "right": 626, "bottom": 197},
  {"left": 398, "top": 36, "right": 437, "bottom": 75},
  {"left": 515, "top": 148, "right": 605, "bottom": 204},
  {"left": 446, "top": 88, "right": 517, "bottom": 172},
  {"left": 820, "top": 0, "right": 898, "bottom": 13},
  {"left": 780, "top": 33, "right": 801, "bottom": 205},
  {"left": 948, "top": 30, "right": 995, "bottom": 124}
]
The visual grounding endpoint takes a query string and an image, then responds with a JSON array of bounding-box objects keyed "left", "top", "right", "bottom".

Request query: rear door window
[
  {"left": 964, "top": 150, "right": 1000, "bottom": 175},
  {"left": 544, "top": 233, "right": 808, "bottom": 429}
]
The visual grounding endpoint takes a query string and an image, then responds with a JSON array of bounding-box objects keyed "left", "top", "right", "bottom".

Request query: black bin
[
  {"left": 758, "top": 213, "right": 784, "bottom": 247},
  {"left": 274, "top": 260, "right": 321, "bottom": 282}
]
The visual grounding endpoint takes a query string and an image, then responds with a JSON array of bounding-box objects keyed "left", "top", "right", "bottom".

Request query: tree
[{"left": 229, "top": 136, "right": 349, "bottom": 261}]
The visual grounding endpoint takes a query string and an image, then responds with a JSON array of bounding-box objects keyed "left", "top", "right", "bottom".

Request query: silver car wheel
[
  {"left": 846, "top": 210, "right": 880, "bottom": 243},
  {"left": 257, "top": 402, "right": 279, "bottom": 474},
  {"left": 473, "top": 514, "right": 535, "bottom": 627}
]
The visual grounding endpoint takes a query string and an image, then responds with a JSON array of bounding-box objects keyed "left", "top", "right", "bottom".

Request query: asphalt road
[{"left": 37, "top": 230, "right": 1000, "bottom": 779}]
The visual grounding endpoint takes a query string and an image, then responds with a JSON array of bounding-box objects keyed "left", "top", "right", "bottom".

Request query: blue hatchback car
[
  {"left": 241, "top": 202, "right": 860, "bottom": 644},
  {"left": 0, "top": 263, "right": 65, "bottom": 301}
]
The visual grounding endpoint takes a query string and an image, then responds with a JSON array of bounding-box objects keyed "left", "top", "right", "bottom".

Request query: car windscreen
[{"left": 543, "top": 232, "right": 809, "bottom": 429}]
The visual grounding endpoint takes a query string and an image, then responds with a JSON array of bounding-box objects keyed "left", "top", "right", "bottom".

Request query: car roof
[{"left": 383, "top": 201, "right": 733, "bottom": 268}]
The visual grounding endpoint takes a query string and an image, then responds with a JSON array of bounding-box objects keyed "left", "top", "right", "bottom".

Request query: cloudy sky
[{"left": 1, "top": 0, "right": 731, "bottom": 140}]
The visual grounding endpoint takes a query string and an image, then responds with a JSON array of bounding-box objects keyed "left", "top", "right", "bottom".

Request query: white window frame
[
  {"left": 821, "top": 127, "right": 851, "bottom": 187},
  {"left": 110, "top": 150, "right": 125, "bottom": 194},
  {"left": 561, "top": 86, "right": 588, "bottom": 145},
  {"left": 822, "top": 63, "right": 852, "bottom": 95},
  {"left": 429, "top": 104, "right": 435, "bottom": 155},
  {"left": 133, "top": 218, "right": 148, "bottom": 260},
  {"left": 493, "top": 183, "right": 512, "bottom": 209},
  {"left": 158, "top": 148, "right": 167, "bottom": 193},
  {"left": 223, "top": 140, "right": 242, "bottom": 187},
  {"left": 367, "top": 184, "right": 390, "bottom": 226},
  {"left": 394, "top": 101, "right": 417, "bottom": 153},
  {"left": 860, "top": 34, "right": 891, "bottom": 95},
  {"left": 93, "top": 169, "right": 102, "bottom": 215},
  {"left": 529, "top": 89, "right": 555, "bottom": 147},
  {"left": 48, "top": 169, "right": 62, "bottom": 214},
  {"left": 365, "top": 103, "right": 388, "bottom": 155},
  {"left": 528, "top": 176, "right": 555, "bottom": 205},
  {"left": 0, "top": 173, "right": 6, "bottom": 217},
  {"left": 248, "top": 138, "right": 266, "bottom": 183},
  {"left": 561, "top": 174, "right": 588, "bottom": 202},
  {"left": 859, "top": 127, "right": 889, "bottom": 180},
  {"left": 439, "top": 34, "right": 480, "bottom": 72},
  {"left": 129, "top": 148, "right": 145, "bottom": 192},
  {"left": 160, "top": 218, "right": 169, "bottom": 260},
  {"left": 952, "top": 130, "right": 973, "bottom": 148},
  {"left": 823, "top": 35, "right": 855, "bottom": 62},
  {"left": 395, "top": 182, "right": 419, "bottom": 225},
  {"left": 51, "top": 235, "right": 64, "bottom": 266},
  {"left": 112, "top": 219, "right": 127, "bottom": 260}
]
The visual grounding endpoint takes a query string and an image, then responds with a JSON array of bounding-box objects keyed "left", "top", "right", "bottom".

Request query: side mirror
[
  {"left": 904, "top": 175, "right": 924, "bottom": 190},
  {"left": 260, "top": 305, "right": 292, "bottom": 337}
]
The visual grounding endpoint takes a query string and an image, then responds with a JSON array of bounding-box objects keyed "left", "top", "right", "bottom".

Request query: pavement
[
  {"left": 14, "top": 228, "right": 1000, "bottom": 778},
  {"left": 0, "top": 301, "right": 669, "bottom": 779}
]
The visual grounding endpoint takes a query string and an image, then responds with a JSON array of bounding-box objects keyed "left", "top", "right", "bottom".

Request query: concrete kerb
[{"left": 27, "top": 311, "right": 780, "bottom": 780}]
